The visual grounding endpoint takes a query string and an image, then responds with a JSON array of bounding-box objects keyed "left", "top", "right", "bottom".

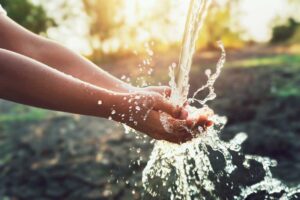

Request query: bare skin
[
  {"left": 0, "top": 16, "right": 135, "bottom": 93},
  {"left": 0, "top": 14, "right": 212, "bottom": 144}
]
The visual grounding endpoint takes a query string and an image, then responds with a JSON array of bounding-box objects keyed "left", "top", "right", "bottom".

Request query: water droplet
[
  {"left": 205, "top": 69, "right": 211, "bottom": 77},
  {"left": 148, "top": 50, "right": 154, "bottom": 56},
  {"left": 148, "top": 68, "right": 153, "bottom": 75}
]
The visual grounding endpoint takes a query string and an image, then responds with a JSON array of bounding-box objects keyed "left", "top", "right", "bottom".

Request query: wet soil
[{"left": 0, "top": 45, "right": 299, "bottom": 199}]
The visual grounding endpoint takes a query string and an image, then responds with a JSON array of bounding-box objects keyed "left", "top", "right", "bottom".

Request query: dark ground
[{"left": 0, "top": 45, "right": 299, "bottom": 200}]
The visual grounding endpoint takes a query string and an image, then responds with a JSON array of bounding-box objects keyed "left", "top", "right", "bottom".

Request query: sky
[{"left": 32, "top": 0, "right": 295, "bottom": 54}]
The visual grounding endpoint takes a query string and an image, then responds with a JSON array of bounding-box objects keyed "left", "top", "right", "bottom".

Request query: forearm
[
  {"left": 33, "top": 38, "right": 134, "bottom": 92},
  {"left": 0, "top": 16, "right": 133, "bottom": 93},
  {"left": 0, "top": 49, "right": 117, "bottom": 119}
]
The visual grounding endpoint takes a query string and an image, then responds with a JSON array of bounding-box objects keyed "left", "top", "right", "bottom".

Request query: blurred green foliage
[
  {"left": 0, "top": 105, "right": 48, "bottom": 123},
  {"left": 271, "top": 18, "right": 300, "bottom": 43},
  {"left": 82, "top": 0, "right": 124, "bottom": 58},
  {"left": 288, "top": 27, "right": 300, "bottom": 42},
  {"left": 198, "top": 0, "right": 244, "bottom": 49},
  {"left": 0, "top": 0, "right": 56, "bottom": 34},
  {"left": 274, "top": 80, "right": 300, "bottom": 97},
  {"left": 227, "top": 54, "right": 300, "bottom": 97},
  {"left": 228, "top": 55, "right": 300, "bottom": 69}
]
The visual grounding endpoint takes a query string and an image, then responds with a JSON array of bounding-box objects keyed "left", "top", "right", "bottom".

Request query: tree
[
  {"left": 0, "top": 0, "right": 56, "bottom": 34},
  {"left": 196, "top": 0, "right": 244, "bottom": 49},
  {"left": 271, "top": 18, "right": 300, "bottom": 43},
  {"left": 82, "top": 0, "right": 124, "bottom": 52}
]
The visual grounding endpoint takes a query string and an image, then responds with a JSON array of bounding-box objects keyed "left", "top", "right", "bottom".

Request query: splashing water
[
  {"left": 170, "top": 0, "right": 212, "bottom": 106},
  {"left": 142, "top": 0, "right": 300, "bottom": 199}
]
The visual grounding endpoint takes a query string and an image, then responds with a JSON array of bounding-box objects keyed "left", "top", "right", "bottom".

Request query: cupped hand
[
  {"left": 112, "top": 88, "right": 214, "bottom": 144},
  {"left": 129, "top": 106, "right": 214, "bottom": 144},
  {"left": 112, "top": 90, "right": 182, "bottom": 122},
  {"left": 185, "top": 106, "right": 214, "bottom": 131}
]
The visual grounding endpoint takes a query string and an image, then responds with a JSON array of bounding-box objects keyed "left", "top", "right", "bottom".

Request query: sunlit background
[
  {"left": 25, "top": 0, "right": 300, "bottom": 55},
  {"left": 0, "top": 0, "right": 300, "bottom": 199}
]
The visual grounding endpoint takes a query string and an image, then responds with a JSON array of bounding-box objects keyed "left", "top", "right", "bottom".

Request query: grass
[
  {"left": 227, "top": 54, "right": 300, "bottom": 98},
  {"left": 227, "top": 54, "right": 300, "bottom": 69},
  {"left": 272, "top": 76, "right": 300, "bottom": 98},
  {"left": 0, "top": 105, "right": 49, "bottom": 123}
]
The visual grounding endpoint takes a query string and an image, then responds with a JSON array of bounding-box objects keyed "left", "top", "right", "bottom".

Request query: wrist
[
  {"left": 108, "top": 93, "right": 141, "bottom": 127},
  {"left": 106, "top": 92, "right": 128, "bottom": 122}
]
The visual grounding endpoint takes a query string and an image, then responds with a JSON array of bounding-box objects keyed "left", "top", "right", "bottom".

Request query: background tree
[
  {"left": 197, "top": 0, "right": 244, "bottom": 49},
  {"left": 82, "top": 0, "right": 124, "bottom": 59},
  {"left": 82, "top": 0, "right": 175, "bottom": 59},
  {"left": 270, "top": 0, "right": 300, "bottom": 44},
  {"left": 0, "top": 0, "right": 56, "bottom": 34},
  {"left": 271, "top": 18, "right": 300, "bottom": 43}
]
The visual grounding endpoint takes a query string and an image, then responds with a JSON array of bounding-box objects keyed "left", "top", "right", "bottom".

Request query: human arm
[
  {"left": 0, "top": 48, "right": 115, "bottom": 118},
  {"left": 0, "top": 15, "right": 134, "bottom": 93},
  {"left": 0, "top": 48, "right": 202, "bottom": 143},
  {"left": 0, "top": 15, "right": 213, "bottom": 143}
]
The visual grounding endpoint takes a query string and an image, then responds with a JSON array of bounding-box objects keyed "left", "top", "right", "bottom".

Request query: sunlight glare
[{"left": 239, "top": 0, "right": 290, "bottom": 41}]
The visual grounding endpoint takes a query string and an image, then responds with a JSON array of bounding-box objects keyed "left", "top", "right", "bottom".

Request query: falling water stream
[{"left": 141, "top": 0, "right": 300, "bottom": 199}]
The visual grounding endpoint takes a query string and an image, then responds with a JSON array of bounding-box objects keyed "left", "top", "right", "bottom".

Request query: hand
[
  {"left": 185, "top": 106, "right": 214, "bottom": 131},
  {"left": 134, "top": 86, "right": 188, "bottom": 118},
  {"left": 112, "top": 90, "right": 182, "bottom": 124},
  {"left": 111, "top": 88, "right": 213, "bottom": 144}
]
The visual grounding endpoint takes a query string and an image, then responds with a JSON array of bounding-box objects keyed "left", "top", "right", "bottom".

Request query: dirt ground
[{"left": 0, "top": 45, "right": 299, "bottom": 200}]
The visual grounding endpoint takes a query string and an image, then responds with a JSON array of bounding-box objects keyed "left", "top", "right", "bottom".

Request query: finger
[
  {"left": 196, "top": 115, "right": 209, "bottom": 127},
  {"left": 205, "top": 120, "right": 213, "bottom": 127},
  {"left": 186, "top": 119, "right": 196, "bottom": 129},
  {"left": 162, "top": 118, "right": 193, "bottom": 144},
  {"left": 179, "top": 108, "right": 189, "bottom": 120},
  {"left": 186, "top": 107, "right": 214, "bottom": 129},
  {"left": 145, "top": 86, "right": 172, "bottom": 98},
  {"left": 153, "top": 97, "right": 182, "bottom": 119},
  {"left": 146, "top": 111, "right": 193, "bottom": 144},
  {"left": 193, "top": 116, "right": 214, "bottom": 132},
  {"left": 183, "top": 101, "right": 189, "bottom": 107}
]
